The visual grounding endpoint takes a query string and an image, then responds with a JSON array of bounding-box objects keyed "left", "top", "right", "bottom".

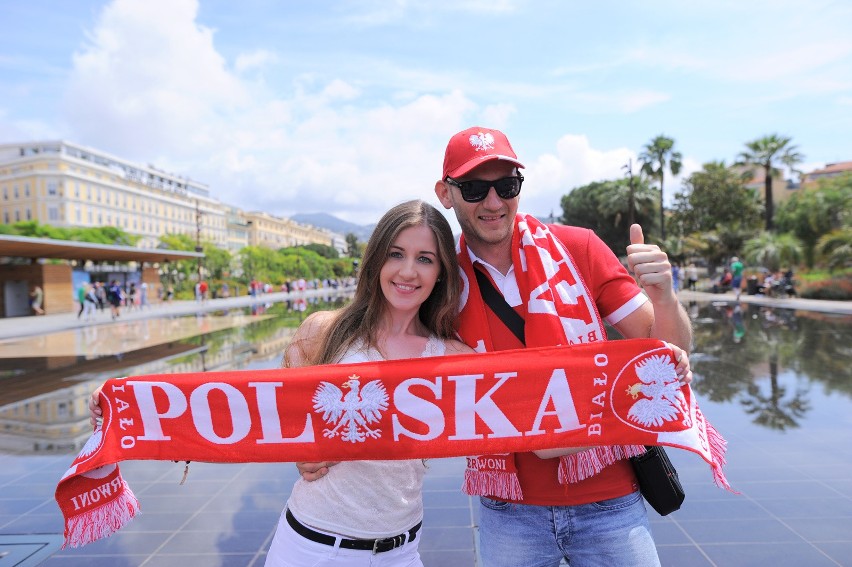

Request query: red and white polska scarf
[
  {"left": 55, "top": 340, "right": 731, "bottom": 548},
  {"left": 457, "top": 213, "right": 653, "bottom": 499}
]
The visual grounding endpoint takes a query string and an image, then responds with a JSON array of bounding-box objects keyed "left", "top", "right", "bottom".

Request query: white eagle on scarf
[
  {"left": 626, "top": 355, "right": 691, "bottom": 428},
  {"left": 313, "top": 375, "right": 389, "bottom": 443}
]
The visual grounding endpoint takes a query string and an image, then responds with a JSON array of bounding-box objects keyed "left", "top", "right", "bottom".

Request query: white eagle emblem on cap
[{"left": 469, "top": 132, "right": 495, "bottom": 151}]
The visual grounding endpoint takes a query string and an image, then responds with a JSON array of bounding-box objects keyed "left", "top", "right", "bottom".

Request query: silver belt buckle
[{"left": 372, "top": 534, "right": 404, "bottom": 554}]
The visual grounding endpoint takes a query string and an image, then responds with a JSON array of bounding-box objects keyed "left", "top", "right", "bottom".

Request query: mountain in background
[{"left": 290, "top": 212, "right": 375, "bottom": 243}]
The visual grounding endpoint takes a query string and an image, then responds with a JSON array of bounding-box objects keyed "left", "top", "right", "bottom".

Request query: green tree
[
  {"left": 737, "top": 134, "right": 804, "bottom": 231},
  {"left": 301, "top": 243, "right": 339, "bottom": 259},
  {"left": 815, "top": 228, "right": 852, "bottom": 271},
  {"left": 775, "top": 174, "right": 852, "bottom": 266},
  {"left": 345, "top": 233, "right": 361, "bottom": 258},
  {"left": 639, "top": 134, "right": 682, "bottom": 241},
  {"left": 561, "top": 178, "right": 657, "bottom": 252},
  {"left": 203, "top": 244, "right": 232, "bottom": 280},
  {"left": 743, "top": 231, "right": 804, "bottom": 272},
  {"left": 3, "top": 220, "right": 139, "bottom": 245},
  {"left": 682, "top": 230, "right": 728, "bottom": 276},
  {"left": 671, "top": 161, "right": 763, "bottom": 235}
]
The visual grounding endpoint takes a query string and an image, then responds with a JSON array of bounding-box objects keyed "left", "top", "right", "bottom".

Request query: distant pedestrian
[
  {"left": 127, "top": 282, "right": 137, "bottom": 311},
  {"left": 95, "top": 282, "right": 106, "bottom": 311},
  {"left": 730, "top": 256, "right": 744, "bottom": 300},
  {"left": 139, "top": 282, "right": 149, "bottom": 309},
  {"left": 83, "top": 284, "right": 98, "bottom": 321},
  {"left": 30, "top": 286, "right": 45, "bottom": 315},
  {"left": 77, "top": 284, "right": 87, "bottom": 318},
  {"left": 107, "top": 280, "right": 123, "bottom": 320},
  {"left": 672, "top": 263, "right": 681, "bottom": 293},
  {"left": 686, "top": 263, "right": 699, "bottom": 291}
]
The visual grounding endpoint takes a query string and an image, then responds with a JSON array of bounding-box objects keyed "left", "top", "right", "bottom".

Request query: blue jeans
[{"left": 479, "top": 491, "right": 660, "bottom": 567}]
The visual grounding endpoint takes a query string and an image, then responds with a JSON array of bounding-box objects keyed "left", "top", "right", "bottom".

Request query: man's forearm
[{"left": 649, "top": 299, "right": 693, "bottom": 351}]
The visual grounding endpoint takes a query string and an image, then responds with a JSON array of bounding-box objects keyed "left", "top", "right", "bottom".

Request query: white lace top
[{"left": 286, "top": 335, "right": 446, "bottom": 538}]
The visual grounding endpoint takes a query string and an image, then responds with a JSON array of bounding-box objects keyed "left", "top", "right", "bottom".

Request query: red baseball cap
[{"left": 442, "top": 126, "right": 525, "bottom": 179}]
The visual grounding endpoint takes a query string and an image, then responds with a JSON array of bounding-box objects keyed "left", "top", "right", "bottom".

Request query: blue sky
[{"left": 1, "top": 0, "right": 850, "bottom": 229}]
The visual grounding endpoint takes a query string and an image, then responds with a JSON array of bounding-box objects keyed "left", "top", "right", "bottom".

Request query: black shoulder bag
[
  {"left": 630, "top": 446, "right": 685, "bottom": 516},
  {"left": 475, "top": 267, "right": 684, "bottom": 516}
]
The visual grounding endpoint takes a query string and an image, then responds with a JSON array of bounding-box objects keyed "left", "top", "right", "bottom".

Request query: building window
[
  {"left": 48, "top": 207, "right": 59, "bottom": 221},
  {"left": 2, "top": 187, "right": 6, "bottom": 200},
  {"left": 88, "top": 210, "right": 93, "bottom": 224},
  {"left": 75, "top": 182, "right": 80, "bottom": 198},
  {"left": 76, "top": 208, "right": 81, "bottom": 222},
  {"left": 47, "top": 181, "right": 57, "bottom": 196},
  {"left": 26, "top": 208, "right": 31, "bottom": 220},
  {"left": 15, "top": 210, "right": 20, "bottom": 221},
  {"left": 13, "top": 185, "right": 18, "bottom": 198},
  {"left": 25, "top": 183, "right": 31, "bottom": 196},
  {"left": 3, "top": 211, "right": 8, "bottom": 223}
]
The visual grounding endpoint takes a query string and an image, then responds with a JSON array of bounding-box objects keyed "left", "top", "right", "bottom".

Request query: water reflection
[
  {"left": 689, "top": 301, "right": 852, "bottom": 430},
  {"left": 0, "top": 295, "right": 350, "bottom": 455}
]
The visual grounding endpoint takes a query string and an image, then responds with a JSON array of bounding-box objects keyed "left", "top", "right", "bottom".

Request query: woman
[
  {"left": 30, "top": 285, "right": 45, "bottom": 315},
  {"left": 264, "top": 200, "right": 473, "bottom": 566},
  {"left": 88, "top": 200, "right": 472, "bottom": 566}
]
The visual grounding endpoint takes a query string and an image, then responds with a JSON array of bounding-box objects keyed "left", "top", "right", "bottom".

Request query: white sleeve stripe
[{"left": 604, "top": 292, "right": 648, "bottom": 325}]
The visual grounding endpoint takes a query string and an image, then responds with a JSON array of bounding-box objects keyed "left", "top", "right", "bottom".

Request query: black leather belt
[{"left": 285, "top": 509, "right": 421, "bottom": 554}]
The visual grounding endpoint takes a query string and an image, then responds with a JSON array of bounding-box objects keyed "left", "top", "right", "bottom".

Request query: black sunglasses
[{"left": 444, "top": 175, "right": 524, "bottom": 203}]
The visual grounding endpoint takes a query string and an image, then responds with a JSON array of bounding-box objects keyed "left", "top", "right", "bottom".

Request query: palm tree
[
  {"left": 742, "top": 231, "right": 803, "bottom": 272},
  {"left": 816, "top": 227, "right": 852, "bottom": 271},
  {"left": 639, "top": 135, "right": 682, "bottom": 241},
  {"left": 738, "top": 134, "right": 804, "bottom": 231}
]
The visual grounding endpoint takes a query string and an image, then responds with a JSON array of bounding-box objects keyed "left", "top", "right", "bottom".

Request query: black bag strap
[{"left": 474, "top": 267, "right": 526, "bottom": 345}]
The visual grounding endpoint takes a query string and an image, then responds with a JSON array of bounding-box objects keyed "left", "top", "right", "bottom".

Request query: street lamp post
[
  {"left": 622, "top": 158, "right": 636, "bottom": 228},
  {"left": 195, "top": 199, "right": 203, "bottom": 284}
]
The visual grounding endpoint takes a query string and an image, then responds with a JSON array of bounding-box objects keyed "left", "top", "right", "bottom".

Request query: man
[
  {"left": 299, "top": 126, "right": 692, "bottom": 565},
  {"left": 433, "top": 126, "right": 691, "bottom": 566},
  {"left": 730, "top": 256, "right": 744, "bottom": 300}
]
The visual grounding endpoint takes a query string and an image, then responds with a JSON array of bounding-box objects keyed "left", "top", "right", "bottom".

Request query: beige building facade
[
  {"left": 243, "top": 210, "right": 337, "bottom": 250},
  {"left": 0, "top": 141, "right": 228, "bottom": 249},
  {"left": 0, "top": 140, "right": 344, "bottom": 253}
]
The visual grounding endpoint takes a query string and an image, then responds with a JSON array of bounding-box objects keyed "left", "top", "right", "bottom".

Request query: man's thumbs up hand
[
  {"left": 626, "top": 224, "right": 675, "bottom": 305},
  {"left": 630, "top": 224, "right": 645, "bottom": 246}
]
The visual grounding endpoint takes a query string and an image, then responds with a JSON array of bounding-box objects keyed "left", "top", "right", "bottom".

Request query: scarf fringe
[
  {"left": 705, "top": 418, "right": 735, "bottom": 492},
  {"left": 557, "top": 445, "right": 647, "bottom": 484},
  {"left": 462, "top": 469, "right": 524, "bottom": 501},
  {"left": 63, "top": 480, "right": 139, "bottom": 549}
]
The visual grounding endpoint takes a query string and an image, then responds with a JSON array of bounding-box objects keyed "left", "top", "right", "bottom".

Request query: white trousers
[{"left": 264, "top": 510, "right": 423, "bottom": 567}]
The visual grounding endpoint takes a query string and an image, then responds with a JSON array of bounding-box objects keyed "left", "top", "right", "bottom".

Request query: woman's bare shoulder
[
  {"left": 285, "top": 310, "right": 338, "bottom": 367},
  {"left": 442, "top": 338, "right": 476, "bottom": 355}
]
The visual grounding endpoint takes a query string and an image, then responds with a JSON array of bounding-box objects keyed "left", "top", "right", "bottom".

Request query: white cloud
[
  {"left": 520, "top": 134, "right": 636, "bottom": 216},
  {"left": 64, "top": 0, "right": 247, "bottom": 157},
  {"left": 59, "top": 0, "right": 461, "bottom": 224},
  {"left": 234, "top": 49, "right": 277, "bottom": 74}
]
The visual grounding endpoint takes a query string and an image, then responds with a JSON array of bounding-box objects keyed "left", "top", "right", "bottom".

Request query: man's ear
[{"left": 434, "top": 180, "right": 453, "bottom": 209}]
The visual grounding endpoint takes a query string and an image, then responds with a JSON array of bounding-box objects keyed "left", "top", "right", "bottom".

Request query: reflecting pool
[{"left": 0, "top": 298, "right": 850, "bottom": 566}]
